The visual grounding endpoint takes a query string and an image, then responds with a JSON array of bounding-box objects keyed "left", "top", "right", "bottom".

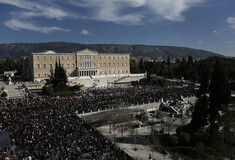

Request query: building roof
[
  {"left": 76, "top": 49, "right": 98, "bottom": 54},
  {"left": 30, "top": 49, "right": 130, "bottom": 55}
]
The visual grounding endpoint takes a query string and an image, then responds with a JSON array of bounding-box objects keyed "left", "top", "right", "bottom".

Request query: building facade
[{"left": 23, "top": 49, "right": 130, "bottom": 81}]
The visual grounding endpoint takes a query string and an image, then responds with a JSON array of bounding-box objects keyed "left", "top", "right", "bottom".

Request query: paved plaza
[
  {"left": 0, "top": 80, "right": 24, "bottom": 99},
  {"left": 79, "top": 96, "right": 196, "bottom": 160},
  {"left": 95, "top": 115, "right": 191, "bottom": 160}
]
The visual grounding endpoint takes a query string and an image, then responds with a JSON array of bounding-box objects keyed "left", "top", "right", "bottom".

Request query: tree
[
  {"left": 175, "top": 58, "right": 180, "bottom": 64},
  {"left": 130, "top": 60, "right": 140, "bottom": 73},
  {"left": 50, "top": 60, "right": 68, "bottom": 92},
  {"left": 219, "top": 104, "right": 235, "bottom": 157},
  {"left": 145, "top": 62, "right": 153, "bottom": 82},
  {"left": 180, "top": 57, "right": 187, "bottom": 77},
  {"left": 208, "top": 60, "right": 230, "bottom": 134},
  {"left": 188, "top": 56, "right": 193, "bottom": 65},
  {"left": 139, "top": 58, "right": 144, "bottom": 72},
  {"left": 167, "top": 56, "right": 171, "bottom": 65},
  {"left": 190, "top": 71, "right": 209, "bottom": 132}
]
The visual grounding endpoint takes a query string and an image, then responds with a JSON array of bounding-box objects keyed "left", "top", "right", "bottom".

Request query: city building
[{"left": 23, "top": 49, "right": 130, "bottom": 82}]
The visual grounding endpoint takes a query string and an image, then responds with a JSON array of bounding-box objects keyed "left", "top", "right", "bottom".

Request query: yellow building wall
[
  {"left": 99, "top": 54, "right": 130, "bottom": 75},
  {"left": 26, "top": 50, "right": 130, "bottom": 81}
]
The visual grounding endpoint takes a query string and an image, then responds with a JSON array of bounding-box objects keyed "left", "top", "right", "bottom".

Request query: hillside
[{"left": 0, "top": 42, "right": 222, "bottom": 59}]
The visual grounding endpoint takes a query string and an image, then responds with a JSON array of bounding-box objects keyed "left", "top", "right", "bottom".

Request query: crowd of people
[
  {"left": 72, "top": 85, "right": 195, "bottom": 113},
  {"left": 0, "top": 85, "right": 195, "bottom": 159}
]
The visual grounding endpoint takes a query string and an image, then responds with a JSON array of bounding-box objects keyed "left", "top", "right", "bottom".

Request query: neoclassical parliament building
[{"left": 23, "top": 49, "right": 130, "bottom": 82}]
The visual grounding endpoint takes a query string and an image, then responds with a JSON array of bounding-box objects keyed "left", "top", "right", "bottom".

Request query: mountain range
[{"left": 0, "top": 42, "right": 222, "bottom": 59}]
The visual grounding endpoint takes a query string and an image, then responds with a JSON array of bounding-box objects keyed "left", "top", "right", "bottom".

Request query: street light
[
  {"left": 108, "top": 121, "right": 111, "bottom": 133},
  {"left": 113, "top": 124, "right": 116, "bottom": 145}
]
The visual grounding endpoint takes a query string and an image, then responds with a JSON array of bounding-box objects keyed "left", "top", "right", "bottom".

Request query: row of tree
[
  {"left": 161, "top": 60, "right": 234, "bottom": 159},
  {"left": 130, "top": 56, "right": 235, "bottom": 81},
  {"left": 0, "top": 57, "right": 23, "bottom": 75}
]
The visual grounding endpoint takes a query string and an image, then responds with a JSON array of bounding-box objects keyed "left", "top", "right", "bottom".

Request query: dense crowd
[
  {"left": 0, "top": 85, "right": 195, "bottom": 159},
  {"left": 74, "top": 86, "right": 195, "bottom": 113}
]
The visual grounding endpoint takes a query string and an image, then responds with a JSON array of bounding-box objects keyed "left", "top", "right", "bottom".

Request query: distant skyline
[{"left": 0, "top": 0, "right": 235, "bottom": 56}]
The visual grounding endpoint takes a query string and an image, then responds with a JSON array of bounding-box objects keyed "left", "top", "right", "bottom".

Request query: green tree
[
  {"left": 175, "top": 58, "right": 180, "bottom": 64},
  {"left": 51, "top": 60, "right": 68, "bottom": 92},
  {"left": 139, "top": 58, "right": 144, "bottom": 72},
  {"left": 130, "top": 60, "right": 140, "bottom": 73},
  {"left": 180, "top": 57, "right": 187, "bottom": 77},
  {"left": 209, "top": 60, "right": 230, "bottom": 134},
  {"left": 190, "top": 71, "right": 209, "bottom": 132},
  {"left": 219, "top": 105, "right": 235, "bottom": 157},
  {"left": 187, "top": 55, "right": 193, "bottom": 65},
  {"left": 167, "top": 56, "right": 171, "bottom": 65},
  {"left": 145, "top": 61, "right": 154, "bottom": 82}
]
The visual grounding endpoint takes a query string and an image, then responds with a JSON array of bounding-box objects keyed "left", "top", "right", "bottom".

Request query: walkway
[{"left": 0, "top": 81, "right": 24, "bottom": 99}]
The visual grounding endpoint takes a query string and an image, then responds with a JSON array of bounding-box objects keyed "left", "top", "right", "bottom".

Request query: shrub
[
  {"left": 1, "top": 91, "right": 8, "bottom": 98},
  {"left": 191, "top": 128, "right": 210, "bottom": 146},
  {"left": 176, "top": 123, "right": 192, "bottom": 135},
  {"left": 131, "top": 81, "right": 140, "bottom": 86},
  {"left": 195, "top": 142, "right": 208, "bottom": 159},
  {"left": 168, "top": 135, "right": 179, "bottom": 146},
  {"left": 22, "top": 84, "right": 26, "bottom": 88},
  {"left": 178, "top": 132, "right": 191, "bottom": 146},
  {"left": 42, "top": 86, "right": 54, "bottom": 96},
  {"left": 53, "top": 90, "right": 74, "bottom": 97},
  {"left": 1, "top": 87, "right": 4, "bottom": 91},
  {"left": 72, "top": 85, "right": 81, "bottom": 91}
]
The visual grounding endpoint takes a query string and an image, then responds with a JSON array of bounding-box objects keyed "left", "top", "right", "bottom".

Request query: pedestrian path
[{"left": 0, "top": 81, "right": 24, "bottom": 99}]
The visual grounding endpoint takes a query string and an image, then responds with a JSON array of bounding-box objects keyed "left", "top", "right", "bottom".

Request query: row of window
[
  {"left": 36, "top": 55, "right": 76, "bottom": 61},
  {"left": 37, "top": 72, "right": 71, "bottom": 78},
  {"left": 100, "top": 63, "right": 128, "bottom": 67},
  {"left": 37, "top": 69, "right": 129, "bottom": 78},
  {"left": 100, "top": 56, "right": 128, "bottom": 60},
  {"left": 101, "top": 70, "right": 129, "bottom": 74},
  {"left": 35, "top": 55, "right": 129, "bottom": 60},
  {"left": 36, "top": 62, "right": 128, "bottom": 69},
  {"left": 36, "top": 64, "right": 76, "bottom": 69}
]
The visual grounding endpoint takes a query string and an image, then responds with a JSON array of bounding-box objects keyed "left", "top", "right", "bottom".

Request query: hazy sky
[{"left": 0, "top": 0, "right": 235, "bottom": 56}]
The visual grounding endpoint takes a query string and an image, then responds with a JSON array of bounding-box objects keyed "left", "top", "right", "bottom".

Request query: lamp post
[
  {"left": 108, "top": 121, "right": 111, "bottom": 133},
  {"left": 113, "top": 124, "right": 116, "bottom": 145}
]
